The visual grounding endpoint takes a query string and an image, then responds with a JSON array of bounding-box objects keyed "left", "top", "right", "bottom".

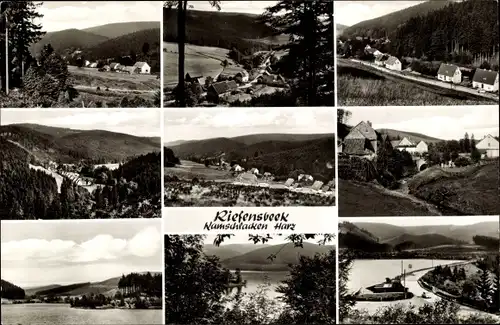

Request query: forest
[
  {"left": 164, "top": 147, "right": 181, "bottom": 167},
  {"left": 1, "top": 279, "right": 26, "bottom": 300},
  {"left": 118, "top": 272, "right": 162, "bottom": 297}
]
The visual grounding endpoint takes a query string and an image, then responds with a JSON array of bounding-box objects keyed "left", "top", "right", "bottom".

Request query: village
[
  {"left": 338, "top": 40, "right": 499, "bottom": 99},
  {"left": 164, "top": 49, "right": 291, "bottom": 106}
]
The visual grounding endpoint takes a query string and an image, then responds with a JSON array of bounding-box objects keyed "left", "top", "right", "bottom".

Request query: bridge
[{"left": 413, "top": 157, "right": 427, "bottom": 171}]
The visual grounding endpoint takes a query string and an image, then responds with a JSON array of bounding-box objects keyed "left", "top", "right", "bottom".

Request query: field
[
  {"left": 337, "top": 60, "right": 496, "bottom": 106},
  {"left": 164, "top": 42, "right": 244, "bottom": 86},
  {"left": 408, "top": 161, "right": 500, "bottom": 215},
  {"left": 338, "top": 180, "right": 439, "bottom": 217},
  {"left": 67, "top": 66, "right": 160, "bottom": 108}
]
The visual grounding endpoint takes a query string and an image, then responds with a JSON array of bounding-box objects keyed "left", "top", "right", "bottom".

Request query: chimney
[{"left": 367, "top": 121, "right": 372, "bottom": 127}]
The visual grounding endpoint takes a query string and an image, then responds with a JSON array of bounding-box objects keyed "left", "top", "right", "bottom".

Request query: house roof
[
  {"left": 226, "top": 80, "right": 238, "bottom": 90},
  {"left": 472, "top": 69, "right": 498, "bottom": 85},
  {"left": 133, "top": 61, "right": 149, "bottom": 68},
  {"left": 437, "top": 63, "right": 459, "bottom": 77},
  {"left": 366, "top": 48, "right": 378, "bottom": 54},
  {"left": 386, "top": 56, "right": 400, "bottom": 65},
  {"left": 347, "top": 121, "right": 377, "bottom": 141},
  {"left": 209, "top": 81, "right": 230, "bottom": 95},
  {"left": 110, "top": 62, "right": 119, "bottom": 68},
  {"left": 375, "top": 55, "right": 389, "bottom": 62},
  {"left": 343, "top": 138, "right": 374, "bottom": 155}
]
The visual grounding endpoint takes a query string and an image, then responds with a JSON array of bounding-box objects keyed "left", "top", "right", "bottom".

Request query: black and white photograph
[
  {"left": 338, "top": 216, "right": 500, "bottom": 324},
  {"left": 165, "top": 233, "right": 335, "bottom": 324},
  {"left": 0, "top": 109, "right": 161, "bottom": 219},
  {"left": 0, "top": 1, "right": 161, "bottom": 108},
  {"left": 164, "top": 107, "right": 336, "bottom": 207},
  {"left": 336, "top": 0, "right": 499, "bottom": 106},
  {"left": 337, "top": 106, "right": 499, "bottom": 217},
  {"left": 163, "top": 0, "right": 333, "bottom": 107},
  {"left": 1, "top": 219, "right": 162, "bottom": 324}
]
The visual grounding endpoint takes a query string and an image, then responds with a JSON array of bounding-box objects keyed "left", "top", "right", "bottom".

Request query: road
[
  {"left": 340, "top": 58, "right": 499, "bottom": 102},
  {"left": 74, "top": 85, "right": 156, "bottom": 94}
]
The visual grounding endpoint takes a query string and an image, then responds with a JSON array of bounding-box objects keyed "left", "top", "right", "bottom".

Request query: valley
[
  {"left": 164, "top": 133, "right": 336, "bottom": 207},
  {"left": 0, "top": 123, "right": 161, "bottom": 219}
]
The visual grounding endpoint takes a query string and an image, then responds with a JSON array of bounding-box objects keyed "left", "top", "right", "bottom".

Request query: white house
[
  {"left": 364, "top": 45, "right": 382, "bottom": 57},
  {"left": 472, "top": 69, "right": 499, "bottom": 92},
  {"left": 476, "top": 134, "right": 499, "bottom": 158},
  {"left": 395, "top": 137, "right": 417, "bottom": 153},
  {"left": 133, "top": 62, "right": 151, "bottom": 74},
  {"left": 89, "top": 62, "right": 98, "bottom": 68},
  {"left": 233, "top": 164, "right": 243, "bottom": 172},
  {"left": 437, "top": 63, "right": 461, "bottom": 84},
  {"left": 385, "top": 56, "right": 401, "bottom": 71},
  {"left": 250, "top": 168, "right": 259, "bottom": 175},
  {"left": 235, "top": 70, "right": 249, "bottom": 82},
  {"left": 415, "top": 141, "right": 428, "bottom": 154},
  {"left": 84, "top": 60, "right": 90, "bottom": 67},
  {"left": 298, "top": 174, "right": 314, "bottom": 182}
]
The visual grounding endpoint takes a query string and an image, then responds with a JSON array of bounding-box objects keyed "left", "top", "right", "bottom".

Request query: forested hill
[
  {"left": 163, "top": 8, "right": 278, "bottom": 54},
  {"left": 341, "top": 1, "right": 453, "bottom": 39},
  {"left": 1, "top": 279, "right": 26, "bottom": 299},
  {"left": 341, "top": 0, "right": 499, "bottom": 64},
  {"left": 0, "top": 124, "right": 160, "bottom": 164}
]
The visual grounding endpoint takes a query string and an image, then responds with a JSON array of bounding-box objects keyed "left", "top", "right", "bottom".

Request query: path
[
  {"left": 341, "top": 58, "right": 498, "bottom": 102},
  {"left": 74, "top": 85, "right": 156, "bottom": 94}
]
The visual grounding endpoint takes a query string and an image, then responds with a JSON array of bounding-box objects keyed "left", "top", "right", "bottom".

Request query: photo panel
[
  {"left": 163, "top": 107, "right": 336, "bottom": 208},
  {"left": 337, "top": 105, "right": 499, "bottom": 217},
  {"left": 1, "top": 219, "right": 163, "bottom": 325},
  {"left": 163, "top": 1, "right": 334, "bottom": 107},
  {"left": 0, "top": 1, "right": 161, "bottom": 109},
  {"left": 335, "top": 1, "right": 499, "bottom": 107},
  {"left": 164, "top": 232, "right": 336, "bottom": 324},
  {"left": 338, "top": 215, "right": 500, "bottom": 324},
  {"left": 0, "top": 108, "right": 162, "bottom": 219}
]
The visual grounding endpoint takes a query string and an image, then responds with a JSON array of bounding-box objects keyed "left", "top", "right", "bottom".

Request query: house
[
  {"left": 234, "top": 70, "right": 249, "bottom": 83},
  {"left": 102, "top": 65, "right": 111, "bottom": 72},
  {"left": 250, "top": 168, "right": 259, "bottom": 175},
  {"left": 375, "top": 55, "right": 388, "bottom": 66},
  {"left": 364, "top": 46, "right": 382, "bottom": 57},
  {"left": 472, "top": 69, "right": 499, "bottom": 92},
  {"left": 89, "top": 62, "right": 98, "bottom": 68},
  {"left": 437, "top": 63, "right": 461, "bottom": 84},
  {"left": 415, "top": 141, "right": 428, "bottom": 154},
  {"left": 133, "top": 62, "right": 151, "bottom": 74},
  {"left": 232, "top": 164, "right": 243, "bottom": 172},
  {"left": 298, "top": 174, "right": 314, "bottom": 182},
  {"left": 186, "top": 73, "right": 202, "bottom": 84},
  {"left": 109, "top": 62, "right": 120, "bottom": 70},
  {"left": 342, "top": 121, "right": 378, "bottom": 159},
  {"left": 207, "top": 81, "right": 238, "bottom": 101},
  {"left": 476, "top": 134, "right": 499, "bottom": 158},
  {"left": 121, "top": 66, "right": 137, "bottom": 74},
  {"left": 391, "top": 137, "right": 428, "bottom": 154},
  {"left": 84, "top": 60, "right": 90, "bottom": 67},
  {"left": 385, "top": 56, "right": 401, "bottom": 71}
]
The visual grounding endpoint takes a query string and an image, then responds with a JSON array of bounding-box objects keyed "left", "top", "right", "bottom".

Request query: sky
[
  {"left": 163, "top": 107, "right": 334, "bottom": 142},
  {"left": 182, "top": 1, "right": 278, "bottom": 15},
  {"left": 1, "top": 220, "right": 162, "bottom": 288},
  {"left": 334, "top": 1, "right": 426, "bottom": 27},
  {"left": 345, "top": 106, "right": 499, "bottom": 140},
  {"left": 33, "top": 1, "right": 160, "bottom": 32},
  {"left": 340, "top": 215, "right": 499, "bottom": 227},
  {"left": 1, "top": 109, "right": 161, "bottom": 138}
]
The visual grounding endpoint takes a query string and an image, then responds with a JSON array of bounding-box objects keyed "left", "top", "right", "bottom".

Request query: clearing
[{"left": 163, "top": 42, "right": 244, "bottom": 86}]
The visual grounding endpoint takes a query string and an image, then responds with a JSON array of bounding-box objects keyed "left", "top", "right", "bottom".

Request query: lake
[
  {"left": 229, "top": 270, "right": 289, "bottom": 301},
  {"left": 348, "top": 259, "right": 498, "bottom": 319},
  {"left": 1, "top": 303, "right": 162, "bottom": 325}
]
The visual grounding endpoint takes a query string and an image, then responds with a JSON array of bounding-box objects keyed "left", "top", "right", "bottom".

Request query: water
[
  {"left": 230, "top": 271, "right": 289, "bottom": 300},
  {"left": 1, "top": 303, "right": 162, "bottom": 325},
  {"left": 348, "top": 259, "right": 498, "bottom": 319}
]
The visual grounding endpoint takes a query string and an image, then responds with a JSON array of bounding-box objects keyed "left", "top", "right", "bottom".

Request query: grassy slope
[
  {"left": 338, "top": 179, "right": 438, "bottom": 217},
  {"left": 409, "top": 161, "right": 500, "bottom": 215},
  {"left": 376, "top": 129, "right": 442, "bottom": 143},
  {"left": 384, "top": 233, "right": 465, "bottom": 248}
]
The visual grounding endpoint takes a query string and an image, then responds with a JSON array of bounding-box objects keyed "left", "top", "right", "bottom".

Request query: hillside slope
[
  {"left": 384, "top": 233, "right": 465, "bottom": 248},
  {"left": 341, "top": 0, "right": 453, "bottom": 39},
  {"left": 376, "top": 129, "right": 442, "bottom": 143},
  {"left": 30, "top": 29, "right": 108, "bottom": 56},
  {"left": 83, "top": 21, "right": 160, "bottom": 38}
]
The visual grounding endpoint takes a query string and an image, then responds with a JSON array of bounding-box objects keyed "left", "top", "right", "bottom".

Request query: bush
[{"left": 454, "top": 156, "right": 470, "bottom": 167}]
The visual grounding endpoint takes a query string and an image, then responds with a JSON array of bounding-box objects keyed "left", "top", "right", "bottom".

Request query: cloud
[{"left": 1, "top": 226, "right": 161, "bottom": 265}]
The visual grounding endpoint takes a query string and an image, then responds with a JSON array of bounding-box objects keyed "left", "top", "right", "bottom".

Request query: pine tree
[{"left": 478, "top": 268, "right": 493, "bottom": 306}]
